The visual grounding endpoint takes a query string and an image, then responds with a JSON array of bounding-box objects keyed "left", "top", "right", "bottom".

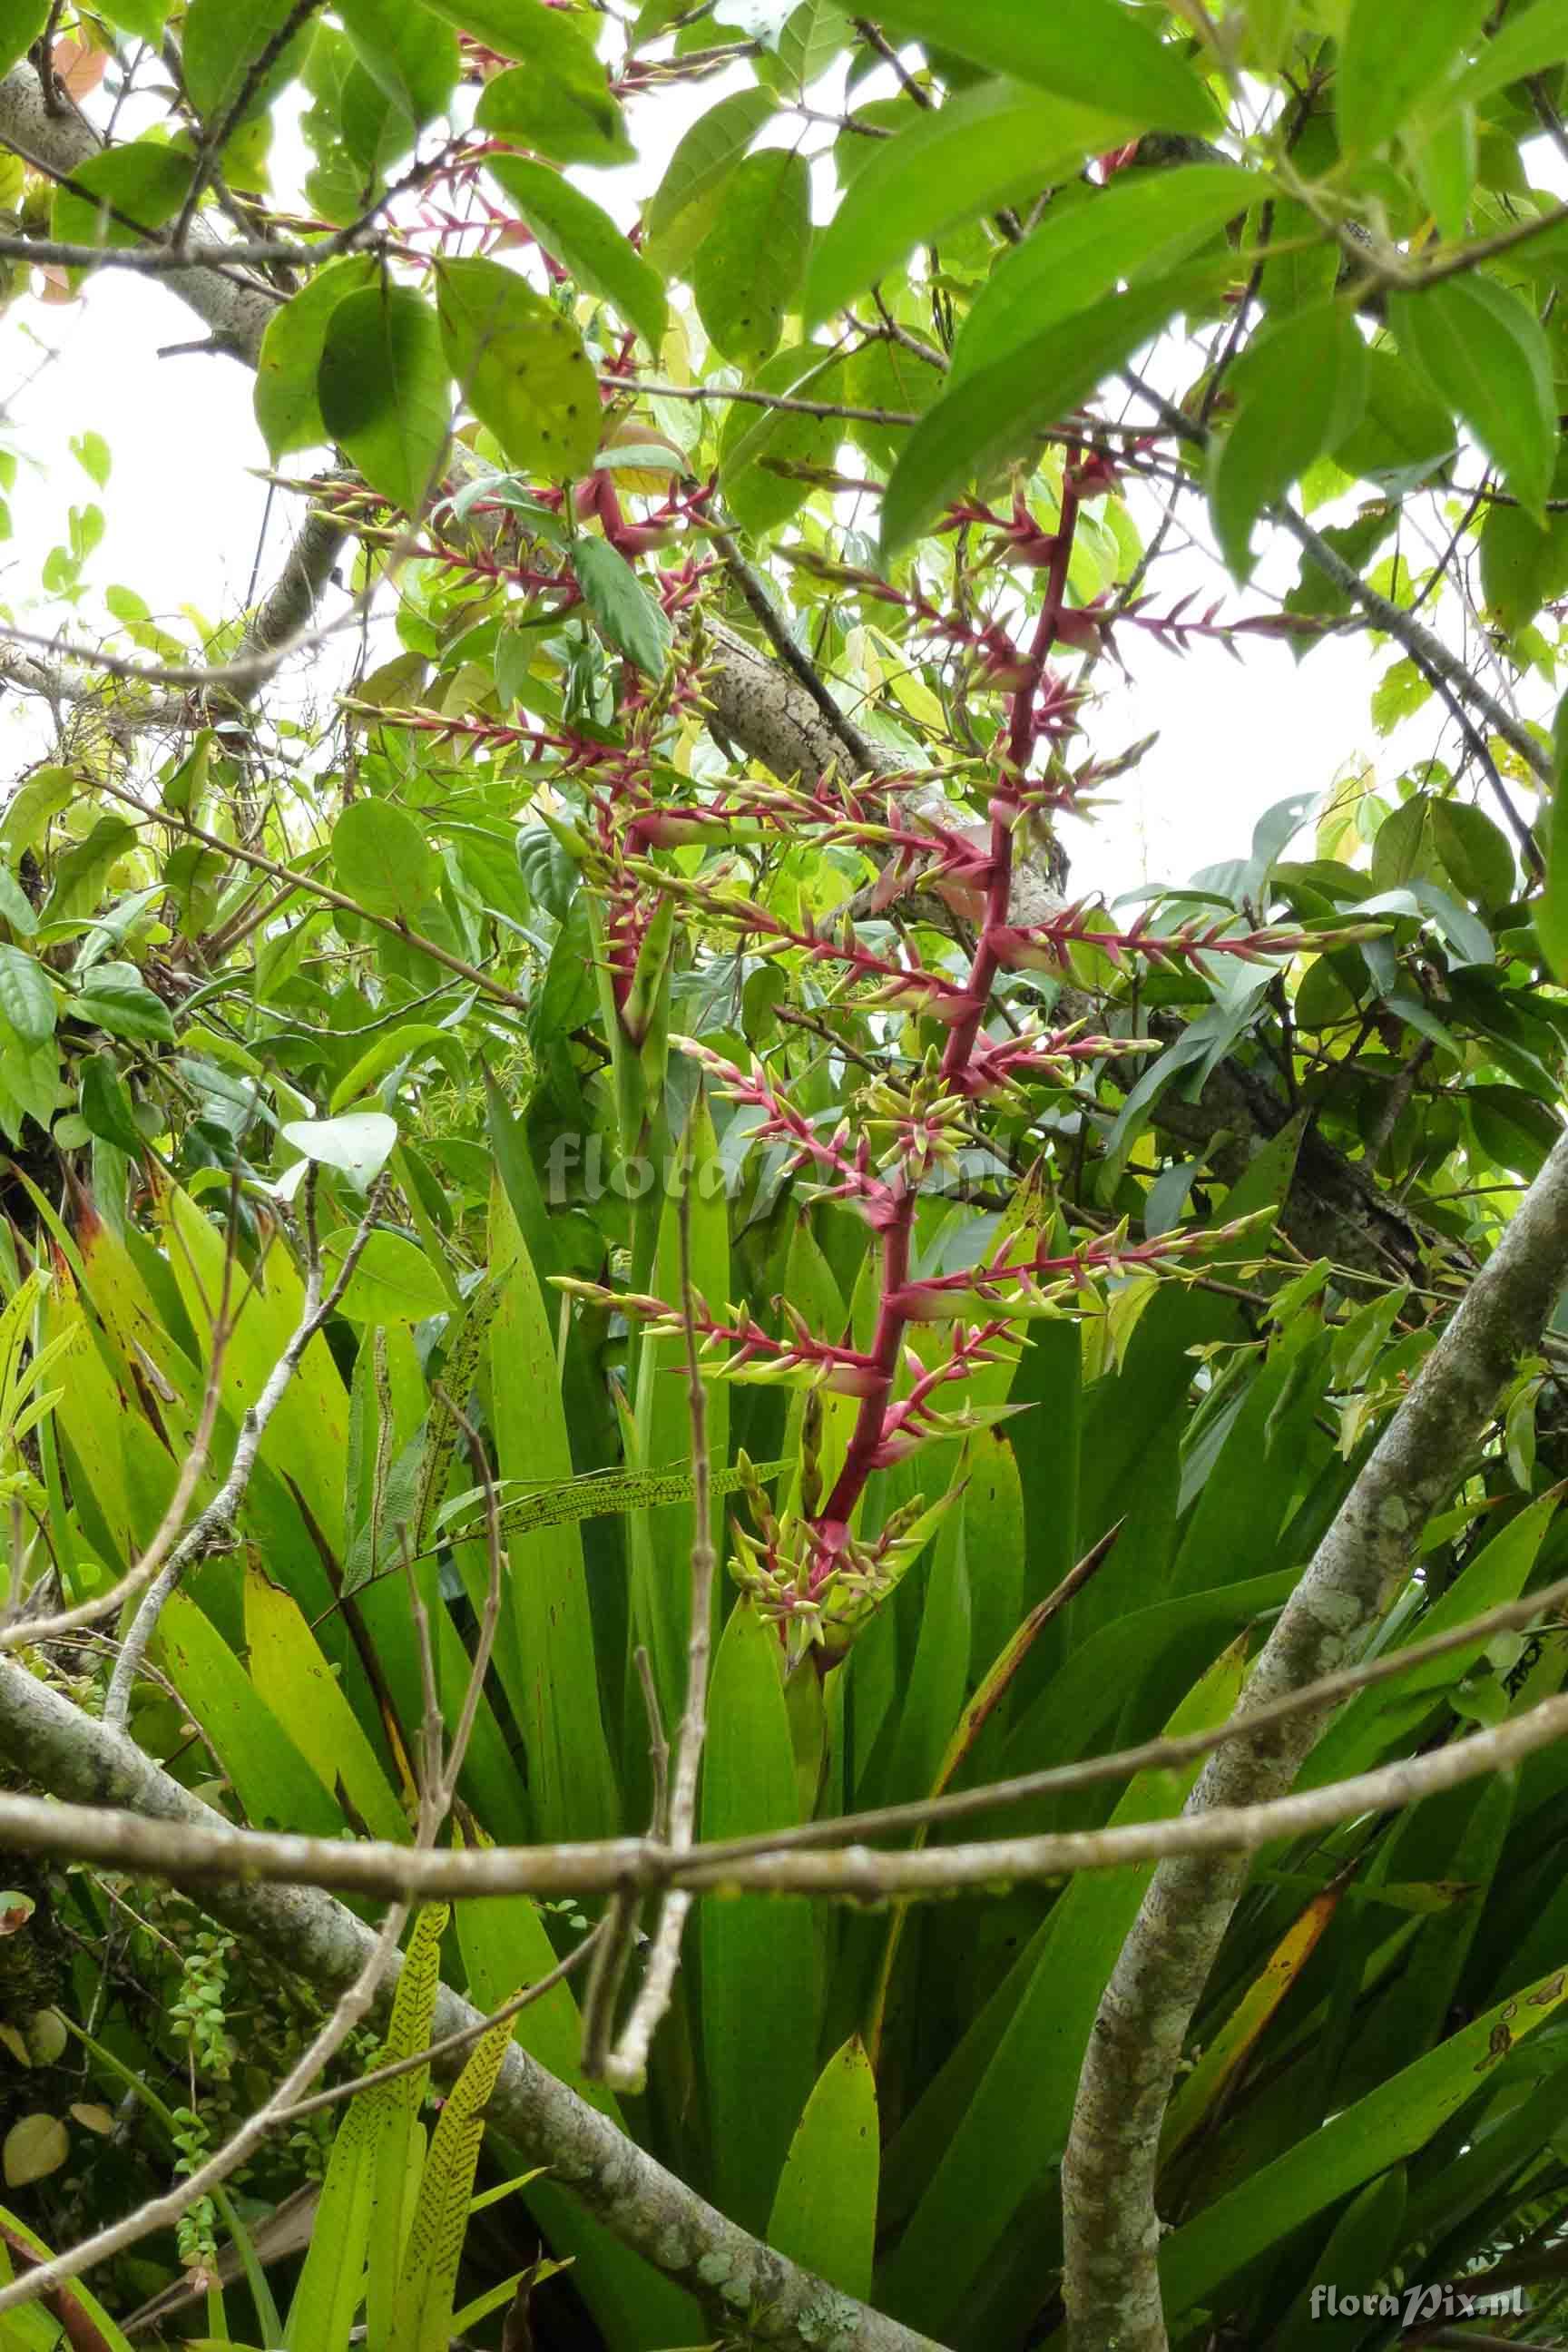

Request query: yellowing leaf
[
  {"left": 3, "top": 2112, "right": 67, "bottom": 2187},
  {"left": 435, "top": 257, "right": 601, "bottom": 481}
]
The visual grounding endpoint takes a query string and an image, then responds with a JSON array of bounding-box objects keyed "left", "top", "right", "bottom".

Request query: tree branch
[
  {"left": 0, "top": 1663, "right": 945, "bottom": 2352},
  {"left": 1061, "top": 1125, "right": 1568, "bottom": 2352}
]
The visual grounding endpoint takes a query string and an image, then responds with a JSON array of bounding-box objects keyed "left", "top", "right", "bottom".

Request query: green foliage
[{"left": 11, "top": 4, "right": 1568, "bottom": 2347}]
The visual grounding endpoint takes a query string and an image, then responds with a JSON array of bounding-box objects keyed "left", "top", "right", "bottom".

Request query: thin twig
[{"left": 593, "top": 1122, "right": 720, "bottom": 2090}]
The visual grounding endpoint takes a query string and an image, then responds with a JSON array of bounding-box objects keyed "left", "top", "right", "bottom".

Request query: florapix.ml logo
[{"left": 1308, "top": 2283, "right": 1525, "bottom": 2326}]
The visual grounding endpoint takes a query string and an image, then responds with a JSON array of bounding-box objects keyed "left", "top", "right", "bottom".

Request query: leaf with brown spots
[{"left": 436, "top": 258, "right": 602, "bottom": 484}]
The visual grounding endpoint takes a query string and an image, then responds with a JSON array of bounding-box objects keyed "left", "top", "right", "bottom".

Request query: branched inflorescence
[{"left": 337, "top": 445, "right": 1368, "bottom": 1668}]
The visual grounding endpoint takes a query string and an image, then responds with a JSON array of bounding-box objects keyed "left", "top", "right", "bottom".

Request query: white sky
[{"left": 0, "top": 34, "right": 1542, "bottom": 906}]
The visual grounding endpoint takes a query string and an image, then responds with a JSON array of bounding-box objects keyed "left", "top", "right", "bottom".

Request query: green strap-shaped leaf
[
  {"left": 1160, "top": 1962, "right": 1568, "bottom": 2319},
  {"left": 877, "top": 1641, "right": 1250, "bottom": 2332},
  {"left": 489, "top": 1181, "right": 620, "bottom": 1844},
  {"left": 629, "top": 1089, "right": 730, "bottom": 1736},
  {"left": 767, "top": 2036, "right": 880, "bottom": 2302},
  {"left": 412, "top": 1274, "right": 505, "bottom": 1552},
  {"left": 700, "top": 1599, "right": 820, "bottom": 2232},
  {"left": 283, "top": 2066, "right": 380, "bottom": 2352},
  {"left": 1538, "top": 688, "right": 1568, "bottom": 984},
  {"left": 437, "top": 1455, "right": 791, "bottom": 1551},
  {"left": 1298, "top": 1485, "right": 1562, "bottom": 1790}
]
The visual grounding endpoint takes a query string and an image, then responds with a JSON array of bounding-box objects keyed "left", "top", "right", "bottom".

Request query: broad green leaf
[
  {"left": 338, "top": 0, "right": 457, "bottom": 127},
  {"left": 1470, "top": 1082, "right": 1563, "bottom": 1176},
  {"left": 329, "top": 1022, "right": 463, "bottom": 1115},
  {"left": 99, "top": 0, "right": 172, "bottom": 38},
  {"left": 79, "top": 1052, "right": 142, "bottom": 1153},
  {"left": 280, "top": 1111, "right": 398, "bottom": 1191},
  {"left": 691, "top": 146, "right": 810, "bottom": 368},
  {"left": 435, "top": 256, "right": 601, "bottom": 481},
  {"left": 474, "top": 14, "right": 632, "bottom": 167},
  {"left": 804, "top": 80, "right": 1130, "bottom": 329},
  {"left": 0, "top": 768, "right": 71, "bottom": 858},
  {"left": 1391, "top": 275, "right": 1554, "bottom": 520},
  {"left": 0, "top": 946, "right": 53, "bottom": 1047},
  {"left": 332, "top": 799, "right": 440, "bottom": 919},
  {"left": 482, "top": 154, "right": 667, "bottom": 352},
  {"left": 572, "top": 535, "right": 671, "bottom": 679},
  {"left": 870, "top": 0, "right": 1217, "bottom": 136},
  {"left": 1478, "top": 495, "right": 1568, "bottom": 637},
  {"left": 1450, "top": 0, "right": 1568, "bottom": 111},
  {"left": 53, "top": 141, "right": 196, "bottom": 254},
  {"left": 722, "top": 348, "right": 850, "bottom": 536},
  {"left": 644, "top": 84, "right": 774, "bottom": 270},
  {"left": 1210, "top": 300, "right": 1368, "bottom": 580},
  {"left": 1337, "top": 0, "right": 1491, "bottom": 155},
  {"left": 882, "top": 263, "right": 1224, "bottom": 554},
  {"left": 423, "top": 0, "right": 607, "bottom": 68},
  {"left": 183, "top": 0, "right": 310, "bottom": 123},
  {"left": 255, "top": 258, "right": 377, "bottom": 459},
  {"left": 1160, "top": 1961, "right": 1568, "bottom": 2319},
  {"left": 0, "top": 2, "right": 48, "bottom": 82},
  {"left": 318, "top": 285, "right": 452, "bottom": 514},
  {"left": 1540, "top": 688, "right": 1568, "bottom": 983},
  {"left": 951, "top": 164, "right": 1258, "bottom": 385},
  {"left": 767, "top": 2036, "right": 878, "bottom": 2301},
  {"left": 1432, "top": 797, "right": 1514, "bottom": 910},
  {"left": 1241, "top": 0, "right": 1298, "bottom": 70},
  {"left": 700, "top": 1600, "right": 819, "bottom": 2232},
  {"left": 322, "top": 1228, "right": 451, "bottom": 1323},
  {"left": 72, "top": 965, "right": 174, "bottom": 1044},
  {"left": 1332, "top": 346, "right": 1457, "bottom": 494}
]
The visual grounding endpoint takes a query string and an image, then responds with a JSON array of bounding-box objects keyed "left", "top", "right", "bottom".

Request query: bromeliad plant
[{"left": 14, "top": 5, "right": 1568, "bottom": 2352}]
